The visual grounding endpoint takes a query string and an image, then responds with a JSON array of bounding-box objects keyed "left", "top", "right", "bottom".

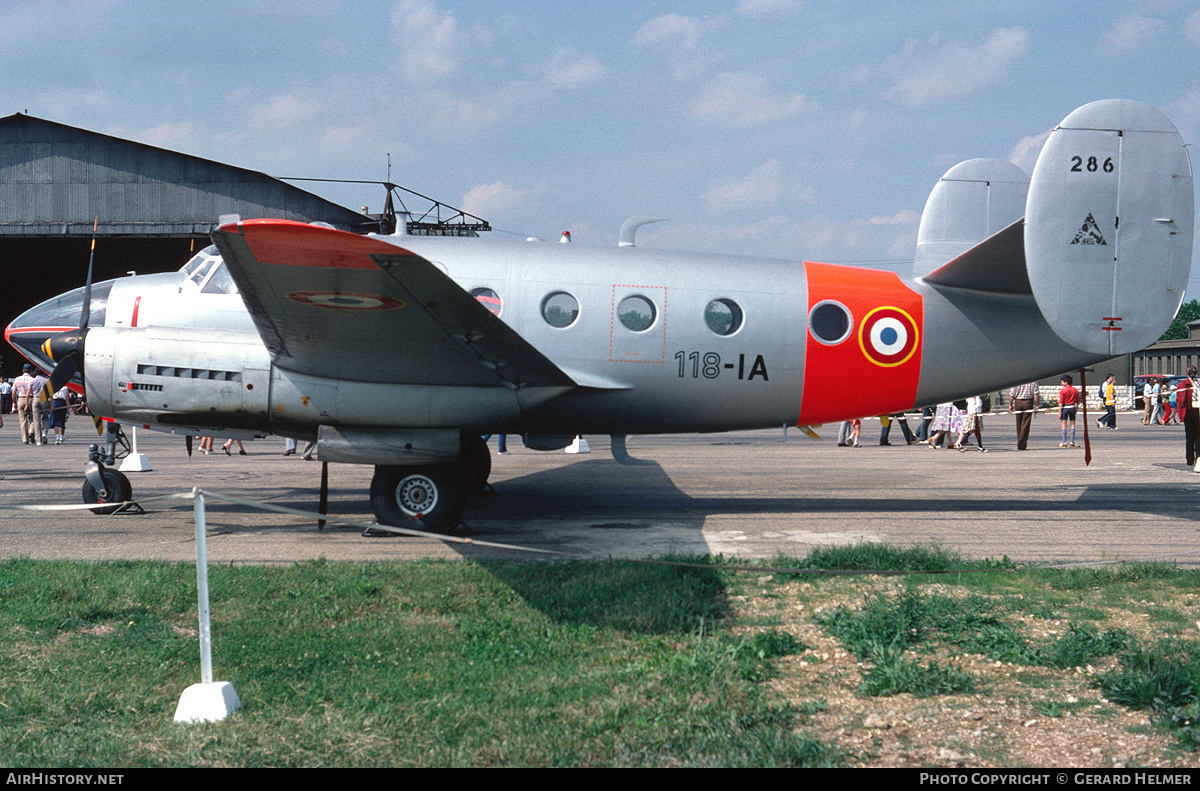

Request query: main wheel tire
[
  {"left": 370, "top": 464, "right": 466, "bottom": 533},
  {"left": 461, "top": 435, "right": 492, "bottom": 493},
  {"left": 81, "top": 468, "right": 132, "bottom": 515}
]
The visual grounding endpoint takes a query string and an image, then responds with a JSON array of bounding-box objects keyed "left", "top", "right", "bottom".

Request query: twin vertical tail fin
[
  {"left": 914, "top": 158, "right": 1030, "bottom": 280},
  {"left": 919, "top": 100, "right": 1194, "bottom": 356},
  {"left": 1025, "top": 99, "right": 1194, "bottom": 355}
]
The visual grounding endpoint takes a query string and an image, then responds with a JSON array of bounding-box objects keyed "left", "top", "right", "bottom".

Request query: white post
[
  {"left": 195, "top": 490, "right": 213, "bottom": 684},
  {"left": 118, "top": 425, "right": 153, "bottom": 472},
  {"left": 174, "top": 489, "right": 242, "bottom": 723}
]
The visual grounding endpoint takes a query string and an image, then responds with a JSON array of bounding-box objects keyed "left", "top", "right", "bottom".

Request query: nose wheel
[
  {"left": 81, "top": 465, "right": 133, "bottom": 514},
  {"left": 80, "top": 425, "right": 142, "bottom": 515}
]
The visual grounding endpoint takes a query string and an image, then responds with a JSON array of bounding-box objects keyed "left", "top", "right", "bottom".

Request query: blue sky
[{"left": 5, "top": 1, "right": 1200, "bottom": 281}]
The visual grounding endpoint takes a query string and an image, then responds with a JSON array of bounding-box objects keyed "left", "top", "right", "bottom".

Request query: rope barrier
[{"left": 827, "top": 404, "right": 1144, "bottom": 425}]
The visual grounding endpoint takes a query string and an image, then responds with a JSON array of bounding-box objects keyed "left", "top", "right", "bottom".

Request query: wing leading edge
[{"left": 211, "top": 219, "right": 576, "bottom": 389}]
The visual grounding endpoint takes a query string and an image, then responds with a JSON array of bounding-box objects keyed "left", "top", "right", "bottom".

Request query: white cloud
[
  {"left": 867, "top": 210, "right": 920, "bottom": 226},
  {"left": 33, "top": 87, "right": 110, "bottom": 118},
  {"left": 736, "top": 0, "right": 804, "bottom": 17},
  {"left": 255, "top": 92, "right": 327, "bottom": 129},
  {"left": 633, "top": 12, "right": 725, "bottom": 80},
  {"left": 1008, "top": 130, "right": 1050, "bottom": 174},
  {"left": 637, "top": 211, "right": 918, "bottom": 268},
  {"left": 541, "top": 48, "right": 606, "bottom": 89},
  {"left": 133, "top": 121, "right": 205, "bottom": 149},
  {"left": 461, "top": 181, "right": 538, "bottom": 219},
  {"left": 690, "top": 72, "right": 817, "bottom": 127},
  {"left": 633, "top": 13, "right": 710, "bottom": 51},
  {"left": 1101, "top": 13, "right": 1167, "bottom": 53},
  {"left": 702, "top": 160, "right": 784, "bottom": 213},
  {"left": 884, "top": 27, "right": 1029, "bottom": 107},
  {"left": 1187, "top": 10, "right": 1200, "bottom": 45},
  {"left": 391, "top": 0, "right": 478, "bottom": 84},
  {"left": 1165, "top": 88, "right": 1200, "bottom": 147}
]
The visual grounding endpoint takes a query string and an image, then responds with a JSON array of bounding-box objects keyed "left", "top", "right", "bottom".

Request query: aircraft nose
[{"left": 5, "top": 282, "right": 111, "bottom": 372}]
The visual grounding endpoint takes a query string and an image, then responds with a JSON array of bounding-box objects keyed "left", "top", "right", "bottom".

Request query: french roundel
[
  {"left": 287, "top": 291, "right": 405, "bottom": 311},
  {"left": 859, "top": 306, "right": 919, "bottom": 367}
]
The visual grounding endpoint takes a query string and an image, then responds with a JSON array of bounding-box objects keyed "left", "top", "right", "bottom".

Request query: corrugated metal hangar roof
[
  {"left": 0, "top": 113, "right": 382, "bottom": 375},
  {"left": 0, "top": 112, "right": 373, "bottom": 236}
]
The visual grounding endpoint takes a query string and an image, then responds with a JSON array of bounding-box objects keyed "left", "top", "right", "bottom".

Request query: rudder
[{"left": 1025, "top": 99, "right": 1194, "bottom": 355}]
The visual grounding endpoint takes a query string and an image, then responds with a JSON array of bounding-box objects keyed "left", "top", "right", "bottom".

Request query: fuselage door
[{"left": 610, "top": 286, "right": 667, "bottom": 364}]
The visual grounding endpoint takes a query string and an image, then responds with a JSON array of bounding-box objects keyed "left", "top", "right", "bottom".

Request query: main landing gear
[{"left": 368, "top": 435, "right": 492, "bottom": 534}]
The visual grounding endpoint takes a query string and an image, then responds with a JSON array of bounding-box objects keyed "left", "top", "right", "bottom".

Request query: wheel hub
[{"left": 395, "top": 474, "right": 438, "bottom": 516}]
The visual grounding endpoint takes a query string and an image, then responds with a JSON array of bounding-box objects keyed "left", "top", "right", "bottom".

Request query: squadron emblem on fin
[{"left": 1070, "top": 213, "right": 1108, "bottom": 245}]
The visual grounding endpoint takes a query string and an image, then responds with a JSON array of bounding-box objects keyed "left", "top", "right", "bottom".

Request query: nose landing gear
[{"left": 81, "top": 422, "right": 142, "bottom": 515}]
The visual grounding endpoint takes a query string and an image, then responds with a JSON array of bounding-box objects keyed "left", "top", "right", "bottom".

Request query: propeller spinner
[{"left": 40, "top": 330, "right": 84, "bottom": 392}]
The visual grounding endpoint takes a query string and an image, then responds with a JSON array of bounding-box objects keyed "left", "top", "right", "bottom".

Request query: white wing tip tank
[{"left": 1025, "top": 99, "right": 1195, "bottom": 355}]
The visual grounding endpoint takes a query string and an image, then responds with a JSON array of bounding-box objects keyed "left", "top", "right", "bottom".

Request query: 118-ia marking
[{"left": 674, "top": 351, "right": 768, "bottom": 381}]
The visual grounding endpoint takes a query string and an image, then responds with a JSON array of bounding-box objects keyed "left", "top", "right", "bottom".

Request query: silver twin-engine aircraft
[{"left": 5, "top": 100, "right": 1195, "bottom": 533}]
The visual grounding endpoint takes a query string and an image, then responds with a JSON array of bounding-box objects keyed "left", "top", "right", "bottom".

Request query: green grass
[
  {"left": 775, "top": 543, "right": 1016, "bottom": 576},
  {"left": 1093, "top": 639, "right": 1200, "bottom": 747},
  {"left": 796, "top": 545, "right": 1200, "bottom": 753},
  {"left": 856, "top": 646, "right": 976, "bottom": 698},
  {"left": 0, "top": 557, "right": 844, "bottom": 768},
  {"left": 9, "top": 545, "right": 1200, "bottom": 765}
]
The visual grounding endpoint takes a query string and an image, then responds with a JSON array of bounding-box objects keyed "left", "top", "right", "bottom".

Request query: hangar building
[{"left": 0, "top": 112, "right": 376, "bottom": 375}]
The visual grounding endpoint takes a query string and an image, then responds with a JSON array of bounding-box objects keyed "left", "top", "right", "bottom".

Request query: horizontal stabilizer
[
  {"left": 921, "top": 220, "right": 1030, "bottom": 294},
  {"left": 1025, "top": 99, "right": 1194, "bottom": 355}
]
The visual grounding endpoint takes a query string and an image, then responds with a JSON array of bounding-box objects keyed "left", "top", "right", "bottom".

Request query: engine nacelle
[{"left": 84, "top": 326, "right": 271, "bottom": 432}]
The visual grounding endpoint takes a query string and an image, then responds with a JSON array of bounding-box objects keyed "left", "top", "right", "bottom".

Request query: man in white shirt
[
  {"left": 12, "top": 364, "right": 36, "bottom": 444},
  {"left": 29, "top": 369, "right": 48, "bottom": 445}
]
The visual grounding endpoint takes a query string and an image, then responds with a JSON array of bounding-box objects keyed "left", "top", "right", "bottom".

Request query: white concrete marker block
[
  {"left": 118, "top": 426, "right": 152, "bottom": 472},
  {"left": 565, "top": 436, "right": 590, "bottom": 454},
  {"left": 118, "top": 453, "right": 152, "bottom": 472},
  {"left": 174, "top": 681, "right": 242, "bottom": 723}
]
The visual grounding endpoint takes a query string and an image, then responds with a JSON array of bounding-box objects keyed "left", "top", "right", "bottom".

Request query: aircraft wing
[{"left": 211, "top": 219, "right": 576, "bottom": 388}]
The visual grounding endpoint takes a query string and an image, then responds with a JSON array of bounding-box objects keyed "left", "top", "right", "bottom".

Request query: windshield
[{"left": 179, "top": 246, "right": 238, "bottom": 295}]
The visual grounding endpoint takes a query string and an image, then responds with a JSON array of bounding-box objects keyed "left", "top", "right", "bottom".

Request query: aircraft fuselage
[{"left": 28, "top": 236, "right": 1107, "bottom": 450}]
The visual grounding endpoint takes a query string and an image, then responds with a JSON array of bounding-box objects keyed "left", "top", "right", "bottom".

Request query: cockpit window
[
  {"left": 188, "top": 259, "right": 216, "bottom": 287},
  {"left": 180, "top": 246, "right": 237, "bottom": 295},
  {"left": 180, "top": 246, "right": 219, "bottom": 277},
  {"left": 23, "top": 281, "right": 113, "bottom": 329},
  {"left": 201, "top": 263, "right": 236, "bottom": 294}
]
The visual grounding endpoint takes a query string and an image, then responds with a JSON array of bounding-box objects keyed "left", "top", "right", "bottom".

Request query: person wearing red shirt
[
  {"left": 1058, "top": 374, "right": 1080, "bottom": 448},
  {"left": 1178, "top": 366, "right": 1200, "bottom": 466}
]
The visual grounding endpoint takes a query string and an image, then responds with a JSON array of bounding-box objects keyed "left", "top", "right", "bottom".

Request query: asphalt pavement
[{"left": 0, "top": 410, "right": 1196, "bottom": 566}]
